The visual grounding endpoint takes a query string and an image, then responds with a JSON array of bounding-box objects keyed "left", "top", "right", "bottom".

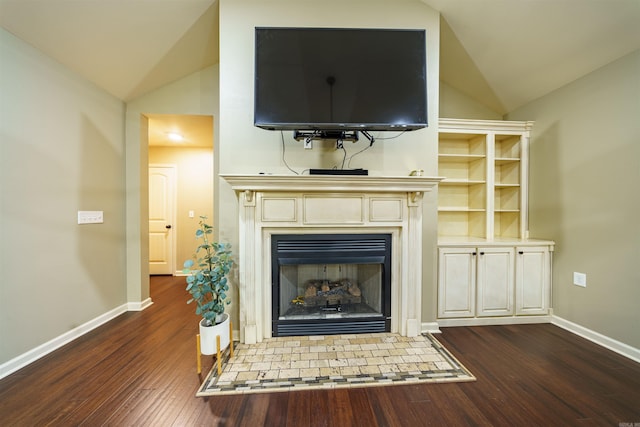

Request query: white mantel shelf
[
  {"left": 222, "top": 173, "right": 443, "bottom": 345},
  {"left": 221, "top": 174, "right": 444, "bottom": 193}
]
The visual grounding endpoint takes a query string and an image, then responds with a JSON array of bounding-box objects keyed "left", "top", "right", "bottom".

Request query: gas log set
[
  {"left": 272, "top": 234, "right": 391, "bottom": 335},
  {"left": 297, "top": 279, "right": 362, "bottom": 308}
]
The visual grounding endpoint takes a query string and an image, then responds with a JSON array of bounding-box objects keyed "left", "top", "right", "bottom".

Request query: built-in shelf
[
  {"left": 439, "top": 207, "right": 486, "bottom": 212},
  {"left": 495, "top": 158, "right": 520, "bottom": 165},
  {"left": 438, "top": 118, "right": 533, "bottom": 241},
  {"left": 436, "top": 119, "right": 554, "bottom": 327},
  {"left": 439, "top": 154, "right": 486, "bottom": 162}
]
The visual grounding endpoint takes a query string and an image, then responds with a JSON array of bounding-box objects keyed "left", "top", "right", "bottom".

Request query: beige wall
[
  {"left": 0, "top": 28, "right": 126, "bottom": 364},
  {"left": 125, "top": 64, "right": 220, "bottom": 304},
  {"left": 508, "top": 50, "right": 640, "bottom": 348},
  {"left": 217, "top": 0, "right": 442, "bottom": 327},
  {"left": 149, "top": 146, "right": 214, "bottom": 270},
  {"left": 439, "top": 81, "right": 503, "bottom": 120}
]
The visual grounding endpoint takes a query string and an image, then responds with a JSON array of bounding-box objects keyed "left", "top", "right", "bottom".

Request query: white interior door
[{"left": 149, "top": 165, "right": 176, "bottom": 275}]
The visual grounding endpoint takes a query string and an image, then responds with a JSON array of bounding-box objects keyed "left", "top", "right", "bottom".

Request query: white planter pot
[{"left": 199, "top": 313, "right": 230, "bottom": 356}]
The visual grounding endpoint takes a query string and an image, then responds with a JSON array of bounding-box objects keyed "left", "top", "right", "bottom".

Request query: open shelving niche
[
  {"left": 437, "top": 131, "right": 487, "bottom": 239},
  {"left": 437, "top": 119, "right": 535, "bottom": 241}
]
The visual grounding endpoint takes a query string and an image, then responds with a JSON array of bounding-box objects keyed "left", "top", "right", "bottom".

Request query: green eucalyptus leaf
[{"left": 183, "top": 216, "right": 234, "bottom": 323}]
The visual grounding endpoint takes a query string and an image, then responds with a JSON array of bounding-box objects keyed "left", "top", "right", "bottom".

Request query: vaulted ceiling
[
  {"left": 0, "top": 0, "right": 219, "bottom": 103},
  {"left": 1, "top": 0, "right": 639, "bottom": 116},
  {"left": 434, "top": 0, "right": 640, "bottom": 114}
]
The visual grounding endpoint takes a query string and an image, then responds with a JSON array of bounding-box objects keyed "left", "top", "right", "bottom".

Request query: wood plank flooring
[{"left": 0, "top": 275, "right": 638, "bottom": 426}]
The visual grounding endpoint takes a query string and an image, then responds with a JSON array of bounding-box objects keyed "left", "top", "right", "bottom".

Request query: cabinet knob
[
  {"left": 479, "top": 252, "right": 485, "bottom": 255},
  {"left": 472, "top": 252, "right": 477, "bottom": 256},
  {"left": 518, "top": 251, "right": 524, "bottom": 255}
]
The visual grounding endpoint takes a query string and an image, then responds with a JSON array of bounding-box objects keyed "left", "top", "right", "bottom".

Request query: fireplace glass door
[{"left": 272, "top": 234, "right": 391, "bottom": 336}]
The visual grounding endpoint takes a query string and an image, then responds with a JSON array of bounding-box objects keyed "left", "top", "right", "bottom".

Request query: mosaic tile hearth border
[{"left": 196, "top": 333, "right": 475, "bottom": 396}]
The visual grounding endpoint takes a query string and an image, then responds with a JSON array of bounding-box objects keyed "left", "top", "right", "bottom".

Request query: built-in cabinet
[
  {"left": 438, "top": 244, "right": 551, "bottom": 321},
  {"left": 437, "top": 119, "right": 554, "bottom": 326}
]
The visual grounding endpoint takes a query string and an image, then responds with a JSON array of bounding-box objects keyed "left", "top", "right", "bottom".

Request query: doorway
[
  {"left": 149, "top": 165, "right": 177, "bottom": 274},
  {"left": 147, "top": 114, "right": 214, "bottom": 276}
]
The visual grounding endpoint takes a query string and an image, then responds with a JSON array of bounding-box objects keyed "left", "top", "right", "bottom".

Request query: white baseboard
[
  {"left": 551, "top": 315, "right": 640, "bottom": 363},
  {"left": 436, "top": 315, "right": 551, "bottom": 328},
  {"left": 0, "top": 303, "right": 128, "bottom": 380},
  {"left": 422, "top": 322, "right": 442, "bottom": 334},
  {"left": 427, "top": 314, "right": 639, "bottom": 363},
  {"left": 127, "top": 297, "right": 154, "bottom": 311},
  {"left": 0, "top": 299, "right": 155, "bottom": 380}
]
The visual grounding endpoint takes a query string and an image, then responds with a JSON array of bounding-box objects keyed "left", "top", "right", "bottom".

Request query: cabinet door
[
  {"left": 515, "top": 246, "right": 550, "bottom": 315},
  {"left": 438, "top": 247, "right": 476, "bottom": 318},
  {"left": 477, "top": 247, "right": 515, "bottom": 317}
]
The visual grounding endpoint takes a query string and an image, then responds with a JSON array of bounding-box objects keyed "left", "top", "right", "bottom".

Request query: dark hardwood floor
[{"left": 1, "top": 275, "right": 638, "bottom": 426}]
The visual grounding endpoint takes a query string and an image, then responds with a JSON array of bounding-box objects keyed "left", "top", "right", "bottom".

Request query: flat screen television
[{"left": 254, "top": 27, "right": 427, "bottom": 133}]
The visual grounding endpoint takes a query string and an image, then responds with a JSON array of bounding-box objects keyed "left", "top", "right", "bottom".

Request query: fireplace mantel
[
  {"left": 222, "top": 174, "right": 442, "bottom": 344},
  {"left": 223, "top": 174, "right": 442, "bottom": 192}
]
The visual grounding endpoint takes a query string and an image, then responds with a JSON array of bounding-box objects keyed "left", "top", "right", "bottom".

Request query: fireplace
[
  {"left": 272, "top": 234, "right": 391, "bottom": 336},
  {"left": 222, "top": 174, "right": 442, "bottom": 344}
]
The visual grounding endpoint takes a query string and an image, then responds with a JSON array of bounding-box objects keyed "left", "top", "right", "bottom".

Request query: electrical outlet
[
  {"left": 573, "top": 272, "right": 587, "bottom": 287},
  {"left": 78, "top": 210, "right": 103, "bottom": 224}
]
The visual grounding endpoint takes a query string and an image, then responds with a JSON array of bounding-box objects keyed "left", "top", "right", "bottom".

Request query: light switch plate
[
  {"left": 573, "top": 272, "right": 586, "bottom": 287},
  {"left": 78, "top": 210, "right": 103, "bottom": 224}
]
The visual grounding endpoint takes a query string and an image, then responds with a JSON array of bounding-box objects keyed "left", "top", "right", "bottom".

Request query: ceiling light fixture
[{"left": 167, "top": 132, "right": 184, "bottom": 142}]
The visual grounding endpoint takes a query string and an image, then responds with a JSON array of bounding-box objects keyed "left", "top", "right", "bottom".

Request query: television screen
[{"left": 254, "top": 27, "right": 427, "bottom": 132}]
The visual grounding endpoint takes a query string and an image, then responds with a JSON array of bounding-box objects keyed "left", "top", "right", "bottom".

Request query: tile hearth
[{"left": 197, "top": 333, "right": 475, "bottom": 396}]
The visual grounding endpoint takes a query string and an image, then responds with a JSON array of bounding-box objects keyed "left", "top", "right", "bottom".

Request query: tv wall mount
[{"left": 293, "top": 130, "right": 375, "bottom": 146}]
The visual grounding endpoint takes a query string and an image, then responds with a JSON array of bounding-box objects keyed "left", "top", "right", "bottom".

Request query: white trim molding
[
  {"left": 0, "top": 303, "right": 128, "bottom": 380},
  {"left": 127, "top": 298, "right": 154, "bottom": 311},
  {"left": 422, "top": 322, "right": 442, "bottom": 334},
  {"left": 1, "top": 299, "right": 155, "bottom": 380},
  {"left": 552, "top": 315, "right": 640, "bottom": 363},
  {"left": 437, "top": 316, "right": 552, "bottom": 328}
]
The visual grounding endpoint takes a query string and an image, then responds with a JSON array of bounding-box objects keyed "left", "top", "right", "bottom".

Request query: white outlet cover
[
  {"left": 573, "top": 272, "right": 587, "bottom": 287},
  {"left": 78, "top": 210, "right": 104, "bottom": 224}
]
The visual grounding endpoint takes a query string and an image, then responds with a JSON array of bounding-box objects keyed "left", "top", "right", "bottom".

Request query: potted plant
[{"left": 183, "top": 217, "right": 233, "bottom": 355}]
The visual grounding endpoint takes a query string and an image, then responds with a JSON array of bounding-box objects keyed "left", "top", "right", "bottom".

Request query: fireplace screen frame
[{"left": 271, "top": 233, "right": 392, "bottom": 336}]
